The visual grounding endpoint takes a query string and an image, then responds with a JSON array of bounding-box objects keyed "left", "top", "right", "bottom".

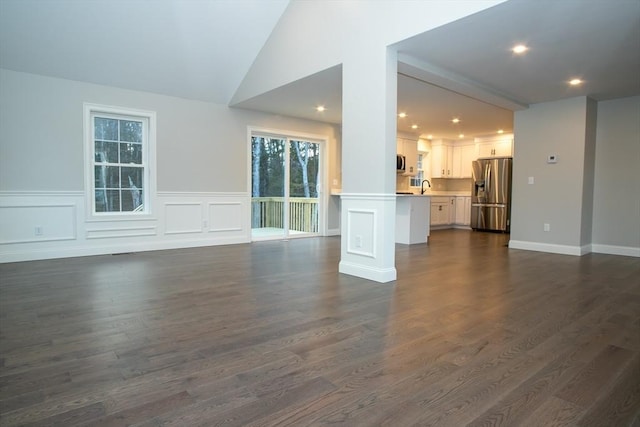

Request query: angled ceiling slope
[{"left": 0, "top": 0, "right": 290, "bottom": 104}]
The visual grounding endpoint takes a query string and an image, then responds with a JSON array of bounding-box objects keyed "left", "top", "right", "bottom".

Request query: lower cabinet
[
  {"left": 455, "top": 196, "right": 471, "bottom": 226},
  {"left": 430, "top": 197, "right": 453, "bottom": 226},
  {"left": 431, "top": 196, "right": 471, "bottom": 228}
]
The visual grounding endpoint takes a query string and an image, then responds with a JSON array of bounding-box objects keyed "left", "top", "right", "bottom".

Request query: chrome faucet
[{"left": 421, "top": 179, "right": 431, "bottom": 194}]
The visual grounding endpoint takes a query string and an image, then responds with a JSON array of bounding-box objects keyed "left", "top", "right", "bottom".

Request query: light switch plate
[{"left": 528, "top": 176, "right": 534, "bottom": 184}]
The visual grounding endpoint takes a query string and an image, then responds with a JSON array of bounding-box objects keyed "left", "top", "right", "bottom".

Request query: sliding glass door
[{"left": 251, "top": 135, "right": 321, "bottom": 240}]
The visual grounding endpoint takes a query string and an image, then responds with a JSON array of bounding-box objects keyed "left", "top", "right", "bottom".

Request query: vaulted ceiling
[{"left": 2, "top": 0, "right": 639, "bottom": 141}]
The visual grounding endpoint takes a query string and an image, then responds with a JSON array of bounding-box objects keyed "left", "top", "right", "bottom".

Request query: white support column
[{"left": 339, "top": 47, "right": 397, "bottom": 283}]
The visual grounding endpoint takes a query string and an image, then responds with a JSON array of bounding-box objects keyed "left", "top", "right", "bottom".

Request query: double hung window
[{"left": 84, "top": 104, "right": 155, "bottom": 217}]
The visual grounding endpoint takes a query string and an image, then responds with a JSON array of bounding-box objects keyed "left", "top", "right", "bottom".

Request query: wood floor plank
[{"left": 1, "top": 230, "right": 639, "bottom": 426}]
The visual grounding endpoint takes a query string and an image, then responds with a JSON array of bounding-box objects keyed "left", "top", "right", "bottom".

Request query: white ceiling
[
  {"left": 1, "top": 0, "right": 639, "bottom": 141},
  {"left": 0, "top": 0, "right": 289, "bottom": 104},
  {"left": 234, "top": 0, "right": 640, "bottom": 140}
]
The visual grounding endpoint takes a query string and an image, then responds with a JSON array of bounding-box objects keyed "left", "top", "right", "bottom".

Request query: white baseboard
[
  {"left": 508, "top": 240, "right": 590, "bottom": 256},
  {"left": 326, "top": 228, "right": 341, "bottom": 236},
  {"left": 591, "top": 244, "right": 640, "bottom": 258},
  {"left": 338, "top": 261, "right": 396, "bottom": 283}
]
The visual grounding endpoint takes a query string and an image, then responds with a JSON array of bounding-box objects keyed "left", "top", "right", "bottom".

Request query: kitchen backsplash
[
  {"left": 397, "top": 176, "right": 472, "bottom": 193},
  {"left": 433, "top": 178, "right": 472, "bottom": 192}
]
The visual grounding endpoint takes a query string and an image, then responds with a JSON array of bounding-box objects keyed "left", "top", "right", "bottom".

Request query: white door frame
[{"left": 247, "top": 126, "right": 329, "bottom": 240}]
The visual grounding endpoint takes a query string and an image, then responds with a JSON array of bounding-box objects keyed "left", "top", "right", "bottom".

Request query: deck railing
[{"left": 251, "top": 197, "right": 318, "bottom": 233}]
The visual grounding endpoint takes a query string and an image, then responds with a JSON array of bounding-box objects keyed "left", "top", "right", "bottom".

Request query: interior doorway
[{"left": 250, "top": 133, "right": 322, "bottom": 241}]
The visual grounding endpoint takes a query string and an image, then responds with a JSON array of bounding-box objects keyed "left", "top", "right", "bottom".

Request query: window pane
[
  {"left": 122, "top": 189, "right": 143, "bottom": 211},
  {"left": 119, "top": 142, "right": 142, "bottom": 164},
  {"left": 95, "top": 189, "right": 120, "bottom": 212},
  {"left": 119, "top": 120, "right": 142, "bottom": 142},
  {"left": 94, "top": 117, "right": 118, "bottom": 140},
  {"left": 96, "top": 165, "right": 120, "bottom": 189},
  {"left": 121, "top": 167, "right": 142, "bottom": 189},
  {"left": 95, "top": 141, "right": 118, "bottom": 163}
]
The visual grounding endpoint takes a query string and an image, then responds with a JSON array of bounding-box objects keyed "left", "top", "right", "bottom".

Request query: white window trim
[{"left": 83, "top": 103, "right": 157, "bottom": 222}]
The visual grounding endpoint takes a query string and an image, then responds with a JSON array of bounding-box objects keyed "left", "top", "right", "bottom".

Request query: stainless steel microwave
[{"left": 397, "top": 154, "right": 406, "bottom": 173}]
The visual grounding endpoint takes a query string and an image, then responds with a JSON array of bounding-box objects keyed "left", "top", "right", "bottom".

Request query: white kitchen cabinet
[
  {"left": 431, "top": 141, "right": 453, "bottom": 178},
  {"left": 452, "top": 144, "right": 475, "bottom": 178},
  {"left": 455, "top": 196, "right": 472, "bottom": 226},
  {"left": 448, "top": 197, "right": 456, "bottom": 224},
  {"left": 477, "top": 136, "right": 513, "bottom": 158},
  {"left": 397, "top": 137, "right": 418, "bottom": 176},
  {"left": 430, "top": 197, "right": 451, "bottom": 226}
]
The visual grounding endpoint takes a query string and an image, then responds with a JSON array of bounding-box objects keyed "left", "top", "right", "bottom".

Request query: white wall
[
  {"left": 0, "top": 69, "right": 342, "bottom": 262},
  {"left": 591, "top": 96, "right": 640, "bottom": 255},
  {"left": 510, "top": 97, "right": 593, "bottom": 254},
  {"left": 510, "top": 95, "right": 640, "bottom": 257}
]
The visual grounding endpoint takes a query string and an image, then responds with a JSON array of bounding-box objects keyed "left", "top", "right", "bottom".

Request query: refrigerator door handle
[{"left": 485, "top": 163, "right": 491, "bottom": 199}]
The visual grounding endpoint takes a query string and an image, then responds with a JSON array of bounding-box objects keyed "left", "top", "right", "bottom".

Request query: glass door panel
[
  {"left": 289, "top": 140, "right": 320, "bottom": 236},
  {"left": 251, "top": 136, "right": 286, "bottom": 239}
]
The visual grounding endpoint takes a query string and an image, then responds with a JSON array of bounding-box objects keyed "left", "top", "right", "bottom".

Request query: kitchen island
[{"left": 395, "top": 194, "right": 430, "bottom": 244}]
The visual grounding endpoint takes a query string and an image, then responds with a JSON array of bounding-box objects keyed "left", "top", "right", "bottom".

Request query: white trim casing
[{"left": 83, "top": 103, "right": 157, "bottom": 221}]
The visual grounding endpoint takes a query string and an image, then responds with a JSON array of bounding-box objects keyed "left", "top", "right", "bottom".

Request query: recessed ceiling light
[
  {"left": 512, "top": 44, "right": 528, "bottom": 54},
  {"left": 411, "top": 124, "right": 418, "bottom": 129},
  {"left": 569, "top": 78, "right": 583, "bottom": 86},
  {"left": 316, "top": 105, "right": 326, "bottom": 112},
  {"left": 459, "top": 134, "right": 465, "bottom": 138},
  {"left": 497, "top": 129, "right": 504, "bottom": 134},
  {"left": 398, "top": 112, "right": 407, "bottom": 118},
  {"left": 452, "top": 118, "right": 460, "bottom": 124}
]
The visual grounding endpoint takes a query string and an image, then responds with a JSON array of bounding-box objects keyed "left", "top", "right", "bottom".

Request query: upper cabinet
[
  {"left": 430, "top": 140, "right": 453, "bottom": 178},
  {"left": 431, "top": 140, "right": 475, "bottom": 179},
  {"left": 452, "top": 143, "right": 475, "bottom": 178},
  {"left": 476, "top": 135, "right": 514, "bottom": 158},
  {"left": 397, "top": 137, "right": 418, "bottom": 176}
]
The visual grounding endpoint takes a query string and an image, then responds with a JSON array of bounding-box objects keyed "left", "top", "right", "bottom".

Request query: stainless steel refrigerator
[{"left": 471, "top": 157, "right": 512, "bottom": 232}]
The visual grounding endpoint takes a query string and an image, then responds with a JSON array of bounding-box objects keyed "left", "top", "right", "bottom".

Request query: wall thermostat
[{"left": 547, "top": 154, "right": 558, "bottom": 164}]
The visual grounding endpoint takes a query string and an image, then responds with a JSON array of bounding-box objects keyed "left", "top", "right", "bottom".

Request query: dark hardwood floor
[{"left": 1, "top": 229, "right": 639, "bottom": 426}]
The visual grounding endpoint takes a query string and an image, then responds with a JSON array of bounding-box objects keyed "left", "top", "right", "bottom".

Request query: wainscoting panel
[
  {"left": 1, "top": 191, "right": 251, "bottom": 262},
  {"left": 0, "top": 203, "right": 77, "bottom": 244},
  {"left": 208, "top": 202, "right": 243, "bottom": 232},
  {"left": 346, "top": 208, "right": 376, "bottom": 258},
  {"left": 164, "top": 202, "right": 203, "bottom": 235}
]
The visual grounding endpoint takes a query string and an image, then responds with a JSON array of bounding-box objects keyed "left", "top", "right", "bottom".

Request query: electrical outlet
[
  {"left": 544, "top": 223, "right": 550, "bottom": 232},
  {"left": 203, "top": 220, "right": 208, "bottom": 228},
  {"left": 355, "top": 235, "right": 363, "bottom": 248},
  {"left": 528, "top": 176, "right": 534, "bottom": 185},
  {"left": 34, "top": 226, "right": 43, "bottom": 236}
]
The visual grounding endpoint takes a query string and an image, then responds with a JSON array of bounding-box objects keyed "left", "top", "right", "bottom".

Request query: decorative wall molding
[
  {"left": 208, "top": 202, "right": 243, "bottom": 232},
  {"left": 158, "top": 191, "right": 248, "bottom": 198},
  {"left": 86, "top": 226, "right": 157, "bottom": 240},
  {"left": 164, "top": 202, "right": 204, "bottom": 235},
  {"left": 346, "top": 208, "right": 376, "bottom": 258},
  {"left": 0, "top": 203, "right": 77, "bottom": 244},
  {"left": 0, "top": 190, "right": 84, "bottom": 198},
  {"left": 0, "top": 190, "right": 251, "bottom": 263}
]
